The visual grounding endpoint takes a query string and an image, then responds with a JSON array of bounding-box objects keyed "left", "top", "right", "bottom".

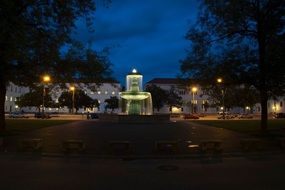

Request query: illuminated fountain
[
  {"left": 119, "top": 69, "right": 153, "bottom": 115},
  {"left": 99, "top": 69, "right": 168, "bottom": 122}
]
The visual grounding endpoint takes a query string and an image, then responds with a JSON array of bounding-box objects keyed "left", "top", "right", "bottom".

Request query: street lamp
[
  {"left": 42, "top": 74, "right": 51, "bottom": 117},
  {"left": 69, "top": 86, "right": 75, "bottom": 114},
  {"left": 217, "top": 77, "right": 225, "bottom": 119},
  {"left": 191, "top": 86, "right": 198, "bottom": 114}
]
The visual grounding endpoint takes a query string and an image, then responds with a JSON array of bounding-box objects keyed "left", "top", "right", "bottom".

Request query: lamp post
[
  {"left": 42, "top": 75, "right": 51, "bottom": 117},
  {"left": 191, "top": 87, "right": 198, "bottom": 114},
  {"left": 217, "top": 77, "right": 225, "bottom": 119},
  {"left": 69, "top": 86, "right": 75, "bottom": 114}
]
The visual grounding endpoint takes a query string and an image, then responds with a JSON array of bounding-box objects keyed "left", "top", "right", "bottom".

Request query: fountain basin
[
  {"left": 98, "top": 114, "right": 170, "bottom": 123},
  {"left": 120, "top": 92, "right": 150, "bottom": 100}
]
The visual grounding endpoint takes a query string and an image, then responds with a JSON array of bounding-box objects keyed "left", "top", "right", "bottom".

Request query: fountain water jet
[{"left": 119, "top": 69, "right": 153, "bottom": 115}]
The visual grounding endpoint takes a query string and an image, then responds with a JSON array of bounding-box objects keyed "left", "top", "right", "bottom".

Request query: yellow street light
[
  {"left": 217, "top": 78, "right": 223, "bottom": 83},
  {"left": 69, "top": 86, "right": 75, "bottom": 91},
  {"left": 69, "top": 86, "right": 75, "bottom": 114},
  {"left": 191, "top": 87, "right": 198, "bottom": 93},
  {"left": 42, "top": 74, "right": 51, "bottom": 117},
  {"left": 43, "top": 75, "right": 51, "bottom": 83},
  {"left": 191, "top": 86, "right": 198, "bottom": 114},
  {"left": 216, "top": 77, "right": 225, "bottom": 119}
]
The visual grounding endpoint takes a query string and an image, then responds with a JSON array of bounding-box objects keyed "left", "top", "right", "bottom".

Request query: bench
[
  {"left": 62, "top": 139, "right": 85, "bottom": 153},
  {"left": 199, "top": 140, "right": 222, "bottom": 154},
  {"left": 155, "top": 140, "right": 178, "bottom": 153},
  {"left": 18, "top": 138, "right": 43, "bottom": 152},
  {"left": 240, "top": 138, "right": 263, "bottom": 152},
  {"left": 109, "top": 141, "right": 132, "bottom": 154}
]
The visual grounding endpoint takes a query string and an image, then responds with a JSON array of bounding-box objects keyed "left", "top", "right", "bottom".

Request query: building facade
[
  {"left": 5, "top": 83, "right": 29, "bottom": 113},
  {"left": 145, "top": 78, "right": 215, "bottom": 114},
  {"left": 5, "top": 82, "right": 121, "bottom": 113},
  {"left": 145, "top": 78, "right": 285, "bottom": 115}
]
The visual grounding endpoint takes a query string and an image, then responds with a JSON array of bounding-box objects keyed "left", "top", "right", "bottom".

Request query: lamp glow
[
  {"left": 191, "top": 87, "right": 198, "bottom": 93},
  {"left": 43, "top": 75, "right": 51, "bottom": 82},
  {"left": 132, "top": 68, "right": 137, "bottom": 73}
]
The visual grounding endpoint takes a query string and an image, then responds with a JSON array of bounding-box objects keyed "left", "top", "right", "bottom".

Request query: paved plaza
[
  {"left": 2, "top": 120, "right": 250, "bottom": 155},
  {"left": 1, "top": 152, "right": 285, "bottom": 189},
  {"left": 1, "top": 120, "right": 285, "bottom": 189}
]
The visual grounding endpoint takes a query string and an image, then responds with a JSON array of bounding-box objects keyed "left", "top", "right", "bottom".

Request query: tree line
[{"left": 180, "top": 0, "right": 285, "bottom": 131}]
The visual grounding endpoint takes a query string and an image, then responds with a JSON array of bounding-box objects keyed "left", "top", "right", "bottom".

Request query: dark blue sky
[{"left": 75, "top": 0, "right": 198, "bottom": 85}]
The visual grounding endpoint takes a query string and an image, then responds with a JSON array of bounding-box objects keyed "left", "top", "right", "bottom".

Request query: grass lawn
[
  {"left": 192, "top": 119, "right": 285, "bottom": 134},
  {"left": 0, "top": 119, "right": 77, "bottom": 136}
]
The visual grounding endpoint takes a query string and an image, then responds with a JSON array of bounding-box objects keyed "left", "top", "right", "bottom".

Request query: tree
[
  {"left": 202, "top": 84, "right": 259, "bottom": 112},
  {"left": 145, "top": 85, "right": 168, "bottom": 112},
  {"left": 16, "top": 86, "right": 54, "bottom": 112},
  {"left": 105, "top": 96, "right": 119, "bottom": 112},
  {"left": 58, "top": 90, "right": 99, "bottom": 113},
  {"left": 165, "top": 88, "right": 183, "bottom": 112},
  {"left": 181, "top": 0, "right": 285, "bottom": 131},
  {"left": 0, "top": 1, "right": 112, "bottom": 131}
]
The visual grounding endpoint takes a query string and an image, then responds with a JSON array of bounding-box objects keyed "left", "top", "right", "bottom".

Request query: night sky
[{"left": 74, "top": 0, "right": 198, "bottom": 85}]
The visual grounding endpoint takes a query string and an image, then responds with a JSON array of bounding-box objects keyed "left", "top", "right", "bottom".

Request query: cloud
[{"left": 74, "top": 0, "right": 199, "bottom": 84}]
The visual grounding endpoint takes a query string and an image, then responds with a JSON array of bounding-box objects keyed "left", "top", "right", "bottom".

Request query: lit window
[
  {"left": 10, "top": 97, "right": 13, "bottom": 101},
  {"left": 98, "top": 100, "right": 101, "bottom": 104},
  {"left": 105, "top": 91, "right": 108, "bottom": 94},
  {"left": 98, "top": 91, "right": 101, "bottom": 95},
  {"left": 90, "top": 91, "right": 94, "bottom": 95},
  {"left": 5, "top": 96, "right": 8, "bottom": 101},
  {"left": 112, "top": 91, "right": 115, "bottom": 95}
]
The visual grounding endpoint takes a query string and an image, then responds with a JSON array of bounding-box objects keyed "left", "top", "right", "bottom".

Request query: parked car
[
  {"left": 273, "top": 113, "right": 285, "bottom": 118},
  {"left": 89, "top": 113, "right": 99, "bottom": 119},
  {"left": 217, "top": 112, "right": 235, "bottom": 119},
  {"left": 34, "top": 112, "right": 51, "bottom": 119},
  {"left": 183, "top": 114, "right": 199, "bottom": 119},
  {"left": 8, "top": 112, "right": 29, "bottom": 118},
  {"left": 238, "top": 113, "right": 253, "bottom": 119},
  {"left": 86, "top": 113, "right": 99, "bottom": 119}
]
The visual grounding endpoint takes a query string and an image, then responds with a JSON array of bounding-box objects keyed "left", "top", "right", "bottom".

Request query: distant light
[
  {"left": 15, "top": 105, "right": 19, "bottom": 109},
  {"left": 132, "top": 68, "right": 137, "bottom": 73},
  {"left": 245, "top": 106, "right": 250, "bottom": 110},
  {"left": 69, "top": 86, "right": 75, "bottom": 91},
  {"left": 191, "top": 87, "right": 198, "bottom": 92},
  {"left": 43, "top": 75, "right": 51, "bottom": 82},
  {"left": 217, "top": 78, "right": 223, "bottom": 83}
]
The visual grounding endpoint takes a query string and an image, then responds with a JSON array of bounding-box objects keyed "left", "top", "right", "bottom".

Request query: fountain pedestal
[
  {"left": 119, "top": 69, "right": 153, "bottom": 115},
  {"left": 98, "top": 69, "right": 170, "bottom": 123}
]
